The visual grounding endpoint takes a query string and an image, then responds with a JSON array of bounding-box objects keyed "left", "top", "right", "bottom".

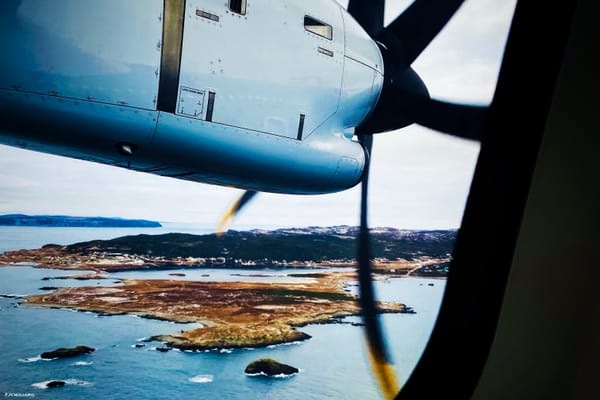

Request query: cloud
[{"left": 410, "top": 0, "right": 518, "bottom": 103}]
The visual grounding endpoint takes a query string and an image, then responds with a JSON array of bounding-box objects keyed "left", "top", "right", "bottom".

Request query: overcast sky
[{"left": 0, "top": 0, "right": 516, "bottom": 230}]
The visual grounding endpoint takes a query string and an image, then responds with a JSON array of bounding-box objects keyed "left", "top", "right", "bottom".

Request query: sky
[{"left": 0, "top": 0, "right": 517, "bottom": 230}]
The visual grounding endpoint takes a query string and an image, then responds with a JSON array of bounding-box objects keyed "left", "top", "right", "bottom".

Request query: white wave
[
  {"left": 271, "top": 373, "right": 297, "bottom": 378},
  {"left": 32, "top": 379, "right": 92, "bottom": 389},
  {"left": 58, "top": 308, "right": 79, "bottom": 313},
  {"left": 64, "top": 379, "right": 92, "bottom": 386},
  {"left": 245, "top": 372, "right": 298, "bottom": 379},
  {"left": 31, "top": 381, "right": 53, "bottom": 389},
  {"left": 1, "top": 293, "right": 27, "bottom": 298},
  {"left": 264, "top": 340, "right": 303, "bottom": 350},
  {"left": 189, "top": 375, "right": 214, "bottom": 384},
  {"left": 11, "top": 262, "right": 37, "bottom": 267},
  {"left": 136, "top": 337, "right": 148, "bottom": 342},
  {"left": 219, "top": 348, "right": 232, "bottom": 354},
  {"left": 72, "top": 361, "right": 93, "bottom": 366},
  {"left": 18, "top": 356, "right": 41, "bottom": 363},
  {"left": 280, "top": 341, "right": 302, "bottom": 346}
]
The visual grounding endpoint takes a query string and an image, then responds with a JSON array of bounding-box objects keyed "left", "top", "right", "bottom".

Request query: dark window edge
[{"left": 396, "top": 1, "right": 576, "bottom": 399}]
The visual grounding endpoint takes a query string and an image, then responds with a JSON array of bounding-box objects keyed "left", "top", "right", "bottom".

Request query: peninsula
[
  {"left": 26, "top": 270, "right": 406, "bottom": 350},
  {"left": 0, "top": 214, "right": 161, "bottom": 228},
  {"left": 2, "top": 226, "right": 453, "bottom": 349}
]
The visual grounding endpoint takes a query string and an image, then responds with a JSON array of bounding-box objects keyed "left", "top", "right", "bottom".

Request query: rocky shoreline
[
  {"left": 151, "top": 327, "right": 312, "bottom": 351},
  {"left": 25, "top": 271, "right": 408, "bottom": 351}
]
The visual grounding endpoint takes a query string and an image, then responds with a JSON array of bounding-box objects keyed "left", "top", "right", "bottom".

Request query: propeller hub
[
  {"left": 357, "top": 55, "right": 429, "bottom": 134},
  {"left": 350, "top": 0, "right": 485, "bottom": 140}
]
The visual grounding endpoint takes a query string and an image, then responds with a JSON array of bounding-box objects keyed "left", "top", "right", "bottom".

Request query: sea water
[
  {"left": 0, "top": 222, "right": 285, "bottom": 254},
  {"left": 0, "top": 223, "right": 216, "bottom": 253},
  {"left": 0, "top": 227, "right": 446, "bottom": 399}
]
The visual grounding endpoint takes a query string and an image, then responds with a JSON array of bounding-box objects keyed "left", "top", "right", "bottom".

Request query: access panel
[{"left": 177, "top": 0, "right": 344, "bottom": 138}]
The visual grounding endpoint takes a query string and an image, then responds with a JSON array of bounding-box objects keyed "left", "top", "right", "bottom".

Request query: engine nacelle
[{"left": 0, "top": 0, "right": 384, "bottom": 194}]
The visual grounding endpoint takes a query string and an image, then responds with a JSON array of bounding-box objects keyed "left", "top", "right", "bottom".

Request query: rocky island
[
  {"left": 245, "top": 358, "right": 299, "bottom": 377},
  {"left": 40, "top": 345, "right": 95, "bottom": 360},
  {"left": 46, "top": 381, "right": 66, "bottom": 388}
]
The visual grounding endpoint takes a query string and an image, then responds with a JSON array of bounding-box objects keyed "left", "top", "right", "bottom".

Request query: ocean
[
  {"left": 0, "top": 226, "right": 446, "bottom": 399},
  {"left": 0, "top": 223, "right": 218, "bottom": 254}
]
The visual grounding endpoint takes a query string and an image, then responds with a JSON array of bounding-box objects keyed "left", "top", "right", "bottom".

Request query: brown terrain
[
  {"left": 1, "top": 235, "right": 448, "bottom": 349},
  {"left": 25, "top": 271, "right": 406, "bottom": 350}
]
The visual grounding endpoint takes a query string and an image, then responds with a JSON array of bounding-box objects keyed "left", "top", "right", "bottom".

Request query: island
[
  {"left": 0, "top": 214, "right": 161, "bottom": 228},
  {"left": 1, "top": 226, "right": 454, "bottom": 350},
  {"left": 245, "top": 358, "right": 299, "bottom": 377},
  {"left": 40, "top": 345, "right": 95, "bottom": 360}
]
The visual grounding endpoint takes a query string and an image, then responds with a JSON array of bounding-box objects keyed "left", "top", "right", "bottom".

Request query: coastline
[
  {"left": 0, "top": 263, "right": 447, "bottom": 400},
  {"left": 24, "top": 271, "right": 408, "bottom": 351},
  {"left": 0, "top": 226, "right": 452, "bottom": 399},
  {"left": 0, "top": 227, "right": 453, "bottom": 276},
  {"left": 2, "top": 228, "right": 450, "bottom": 351}
]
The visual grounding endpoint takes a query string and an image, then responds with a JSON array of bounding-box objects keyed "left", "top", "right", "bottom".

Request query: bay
[{"left": 0, "top": 226, "right": 446, "bottom": 399}]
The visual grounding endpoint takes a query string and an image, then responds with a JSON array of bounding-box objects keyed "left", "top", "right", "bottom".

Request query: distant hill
[
  {"left": 0, "top": 214, "right": 161, "bottom": 228},
  {"left": 64, "top": 226, "right": 455, "bottom": 262}
]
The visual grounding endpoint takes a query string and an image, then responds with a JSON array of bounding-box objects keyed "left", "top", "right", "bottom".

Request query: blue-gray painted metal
[
  {"left": 0, "top": 0, "right": 383, "bottom": 195},
  {"left": 0, "top": 0, "right": 163, "bottom": 109}
]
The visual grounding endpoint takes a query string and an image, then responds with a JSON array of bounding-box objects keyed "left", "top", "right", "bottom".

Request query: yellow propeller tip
[{"left": 216, "top": 210, "right": 235, "bottom": 236}]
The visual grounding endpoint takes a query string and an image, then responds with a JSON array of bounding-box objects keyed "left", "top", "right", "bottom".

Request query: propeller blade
[
  {"left": 400, "top": 96, "right": 487, "bottom": 140},
  {"left": 380, "top": 0, "right": 465, "bottom": 66},
  {"left": 216, "top": 190, "right": 258, "bottom": 235},
  {"left": 347, "top": 0, "right": 385, "bottom": 37},
  {"left": 357, "top": 65, "right": 487, "bottom": 140},
  {"left": 357, "top": 135, "right": 400, "bottom": 399}
]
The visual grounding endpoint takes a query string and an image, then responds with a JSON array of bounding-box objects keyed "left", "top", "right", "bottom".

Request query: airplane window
[
  {"left": 0, "top": 1, "right": 523, "bottom": 400},
  {"left": 304, "top": 15, "right": 333, "bottom": 40},
  {"left": 229, "top": 0, "right": 246, "bottom": 15}
]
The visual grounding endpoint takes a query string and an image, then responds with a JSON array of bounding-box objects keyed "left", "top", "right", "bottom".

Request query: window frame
[
  {"left": 304, "top": 15, "right": 333, "bottom": 40},
  {"left": 228, "top": 0, "right": 247, "bottom": 16},
  {"left": 395, "top": 2, "right": 577, "bottom": 399}
]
